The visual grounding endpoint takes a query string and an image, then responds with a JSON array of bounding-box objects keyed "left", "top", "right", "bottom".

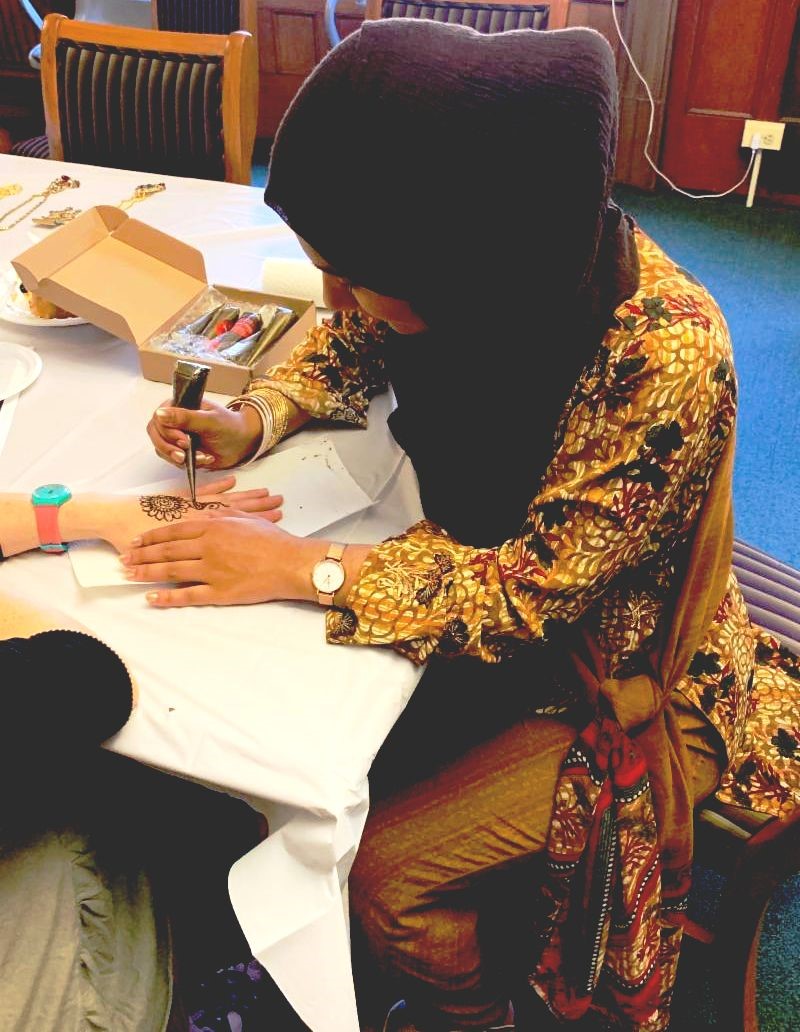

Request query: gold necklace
[
  {"left": 0, "top": 175, "right": 80, "bottom": 232},
  {"left": 0, "top": 184, "right": 23, "bottom": 200},
  {"left": 32, "top": 181, "right": 167, "bottom": 228},
  {"left": 117, "top": 182, "right": 166, "bottom": 210}
]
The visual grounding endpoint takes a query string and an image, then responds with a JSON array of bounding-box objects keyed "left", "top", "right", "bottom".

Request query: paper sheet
[{"left": 68, "top": 437, "right": 373, "bottom": 588}]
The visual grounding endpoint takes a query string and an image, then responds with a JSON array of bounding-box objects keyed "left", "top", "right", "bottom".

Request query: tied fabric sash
[
  {"left": 531, "top": 717, "right": 687, "bottom": 1030},
  {"left": 530, "top": 435, "right": 736, "bottom": 1030}
]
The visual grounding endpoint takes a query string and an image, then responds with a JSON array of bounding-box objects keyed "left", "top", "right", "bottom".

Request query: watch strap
[
  {"left": 34, "top": 504, "right": 67, "bottom": 553},
  {"left": 316, "top": 542, "right": 346, "bottom": 606}
]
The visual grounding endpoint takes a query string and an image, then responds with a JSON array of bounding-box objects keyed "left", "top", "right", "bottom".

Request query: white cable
[
  {"left": 18, "top": 0, "right": 43, "bottom": 30},
  {"left": 609, "top": 0, "right": 757, "bottom": 200}
]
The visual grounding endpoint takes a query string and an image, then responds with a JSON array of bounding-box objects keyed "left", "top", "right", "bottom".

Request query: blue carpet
[
  {"left": 757, "top": 872, "right": 800, "bottom": 1031},
  {"left": 668, "top": 859, "right": 800, "bottom": 1032},
  {"left": 613, "top": 185, "right": 800, "bottom": 569}
]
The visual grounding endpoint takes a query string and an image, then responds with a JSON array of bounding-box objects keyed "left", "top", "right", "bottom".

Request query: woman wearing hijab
[{"left": 138, "top": 19, "right": 800, "bottom": 1032}]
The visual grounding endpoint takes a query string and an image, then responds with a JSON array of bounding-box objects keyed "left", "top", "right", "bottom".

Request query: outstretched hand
[
  {"left": 95, "top": 475, "right": 283, "bottom": 554},
  {"left": 119, "top": 512, "right": 315, "bottom": 608}
]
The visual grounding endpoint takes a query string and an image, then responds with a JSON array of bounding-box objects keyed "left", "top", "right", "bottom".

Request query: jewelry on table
[
  {"left": 31, "top": 206, "right": 82, "bottom": 228},
  {"left": 0, "top": 184, "right": 23, "bottom": 200},
  {"left": 31, "top": 181, "right": 167, "bottom": 228},
  {"left": 0, "top": 175, "right": 80, "bottom": 232},
  {"left": 117, "top": 182, "right": 166, "bottom": 210}
]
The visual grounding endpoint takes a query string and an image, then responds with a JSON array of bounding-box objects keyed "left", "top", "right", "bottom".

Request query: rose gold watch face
[{"left": 313, "top": 558, "right": 345, "bottom": 595}]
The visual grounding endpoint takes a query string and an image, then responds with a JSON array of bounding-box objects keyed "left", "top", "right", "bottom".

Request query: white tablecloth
[{"left": 0, "top": 155, "right": 425, "bottom": 1032}]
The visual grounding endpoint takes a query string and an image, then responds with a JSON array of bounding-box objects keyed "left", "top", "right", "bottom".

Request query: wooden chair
[
  {"left": 363, "top": 0, "right": 550, "bottom": 31},
  {"left": 686, "top": 538, "right": 800, "bottom": 1031},
  {"left": 150, "top": 0, "right": 258, "bottom": 135},
  {"left": 151, "top": 0, "right": 258, "bottom": 50},
  {"left": 326, "top": 0, "right": 547, "bottom": 49},
  {"left": 39, "top": 13, "right": 257, "bottom": 183}
]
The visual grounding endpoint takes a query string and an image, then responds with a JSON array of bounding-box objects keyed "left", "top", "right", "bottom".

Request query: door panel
[
  {"left": 661, "top": 0, "right": 800, "bottom": 201},
  {"left": 684, "top": 0, "right": 771, "bottom": 114}
]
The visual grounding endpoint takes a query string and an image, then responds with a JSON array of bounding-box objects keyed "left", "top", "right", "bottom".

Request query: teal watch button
[{"left": 32, "top": 484, "right": 72, "bottom": 505}]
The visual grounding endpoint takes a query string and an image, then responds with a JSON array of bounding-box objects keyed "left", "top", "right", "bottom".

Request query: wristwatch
[
  {"left": 311, "top": 542, "right": 346, "bottom": 606},
  {"left": 31, "top": 483, "right": 72, "bottom": 553}
]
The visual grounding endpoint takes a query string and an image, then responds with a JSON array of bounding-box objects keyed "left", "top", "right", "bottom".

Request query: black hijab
[{"left": 265, "top": 20, "right": 639, "bottom": 547}]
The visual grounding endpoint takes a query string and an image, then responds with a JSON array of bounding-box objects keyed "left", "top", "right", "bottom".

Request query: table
[{"left": 0, "top": 155, "right": 425, "bottom": 1032}]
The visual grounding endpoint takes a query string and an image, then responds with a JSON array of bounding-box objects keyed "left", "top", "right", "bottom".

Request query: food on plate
[{"left": 18, "top": 283, "right": 75, "bottom": 320}]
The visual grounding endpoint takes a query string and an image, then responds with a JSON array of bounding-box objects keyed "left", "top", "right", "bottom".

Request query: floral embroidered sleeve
[
  {"left": 327, "top": 236, "right": 738, "bottom": 665},
  {"left": 244, "top": 309, "right": 389, "bottom": 426}
]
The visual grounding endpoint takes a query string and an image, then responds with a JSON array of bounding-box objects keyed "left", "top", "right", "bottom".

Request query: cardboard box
[{"left": 12, "top": 206, "right": 316, "bottom": 396}]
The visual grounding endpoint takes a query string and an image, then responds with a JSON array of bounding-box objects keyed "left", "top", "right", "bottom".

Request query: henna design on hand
[{"left": 139, "top": 495, "right": 227, "bottom": 522}]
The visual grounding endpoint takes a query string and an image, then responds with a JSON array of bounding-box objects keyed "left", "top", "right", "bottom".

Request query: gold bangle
[{"left": 261, "top": 389, "right": 292, "bottom": 451}]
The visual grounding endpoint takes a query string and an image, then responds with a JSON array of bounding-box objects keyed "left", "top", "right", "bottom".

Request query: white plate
[
  {"left": 0, "top": 341, "right": 43, "bottom": 401},
  {"left": 0, "top": 267, "right": 87, "bottom": 328}
]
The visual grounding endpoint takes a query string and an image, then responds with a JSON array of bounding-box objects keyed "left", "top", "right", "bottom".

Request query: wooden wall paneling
[
  {"left": 333, "top": 1, "right": 363, "bottom": 39},
  {"left": 259, "top": 0, "right": 318, "bottom": 138},
  {"left": 615, "top": 0, "right": 679, "bottom": 189},
  {"left": 257, "top": 0, "right": 363, "bottom": 138},
  {"left": 547, "top": 0, "right": 569, "bottom": 28},
  {"left": 558, "top": 0, "right": 680, "bottom": 190},
  {"left": 1, "top": 0, "right": 76, "bottom": 142},
  {"left": 566, "top": 0, "right": 621, "bottom": 35},
  {"left": 1, "top": 0, "right": 43, "bottom": 67},
  {"left": 0, "top": 0, "right": 43, "bottom": 141}
]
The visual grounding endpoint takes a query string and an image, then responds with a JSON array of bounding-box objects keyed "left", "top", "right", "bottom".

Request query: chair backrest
[
  {"left": 732, "top": 538, "right": 800, "bottom": 652},
  {"left": 363, "top": 0, "right": 550, "bottom": 32},
  {"left": 39, "top": 14, "right": 257, "bottom": 183},
  {"left": 152, "top": 0, "right": 258, "bottom": 42}
]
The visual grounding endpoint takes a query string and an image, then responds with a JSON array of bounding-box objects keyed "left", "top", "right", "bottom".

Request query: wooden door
[{"left": 661, "top": 0, "right": 800, "bottom": 202}]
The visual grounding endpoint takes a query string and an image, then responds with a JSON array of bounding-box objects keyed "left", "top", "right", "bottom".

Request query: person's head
[
  {"left": 266, "top": 20, "right": 630, "bottom": 339},
  {"left": 296, "top": 236, "right": 429, "bottom": 334}
]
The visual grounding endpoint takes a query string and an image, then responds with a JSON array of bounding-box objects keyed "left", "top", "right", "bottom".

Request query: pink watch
[{"left": 31, "top": 483, "right": 72, "bottom": 553}]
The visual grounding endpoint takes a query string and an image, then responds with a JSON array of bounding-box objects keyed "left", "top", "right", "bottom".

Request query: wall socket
[{"left": 741, "top": 119, "right": 786, "bottom": 150}]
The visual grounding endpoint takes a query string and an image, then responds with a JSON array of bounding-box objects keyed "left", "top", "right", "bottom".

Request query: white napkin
[
  {"left": 261, "top": 257, "right": 325, "bottom": 308},
  {"left": 68, "top": 437, "right": 372, "bottom": 588}
]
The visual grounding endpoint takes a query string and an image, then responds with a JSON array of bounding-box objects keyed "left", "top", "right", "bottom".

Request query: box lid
[{"left": 12, "top": 206, "right": 208, "bottom": 346}]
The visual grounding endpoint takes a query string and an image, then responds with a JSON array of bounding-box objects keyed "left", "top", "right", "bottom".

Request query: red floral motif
[{"left": 660, "top": 294, "right": 713, "bottom": 331}]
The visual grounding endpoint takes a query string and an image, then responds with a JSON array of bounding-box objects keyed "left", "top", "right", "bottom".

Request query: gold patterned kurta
[{"left": 247, "top": 229, "right": 799, "bottom": 819}]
